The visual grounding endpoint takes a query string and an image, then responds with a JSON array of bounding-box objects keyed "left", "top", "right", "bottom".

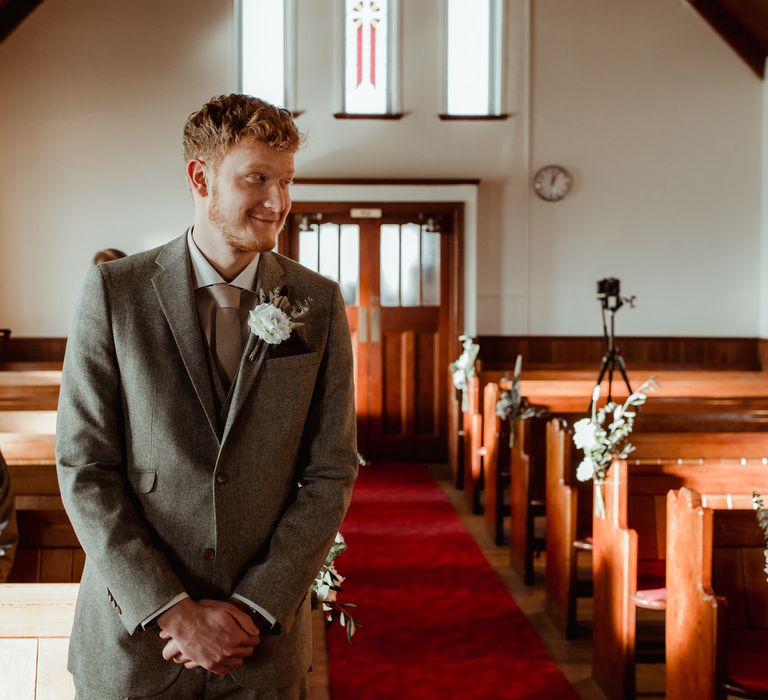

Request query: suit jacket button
[
  {"left": 215, "top": 472, "right": 230, "bottom": 484},
  {"left": 201, "top": 548, "right": 215, "bottom": 561}
]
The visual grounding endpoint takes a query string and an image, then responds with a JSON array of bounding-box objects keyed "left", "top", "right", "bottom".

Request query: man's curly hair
[{"left": 182, "top": 94, "right": 302, "bottom": 165}]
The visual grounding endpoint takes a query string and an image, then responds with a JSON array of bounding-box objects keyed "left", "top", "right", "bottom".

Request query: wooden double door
[{"left": 281, "top": 202, "right": 462, "bottom": 462}]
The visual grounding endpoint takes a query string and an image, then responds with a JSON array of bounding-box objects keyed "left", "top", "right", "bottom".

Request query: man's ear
[{"left": 187, "top": 159, "right": 209, "bottom": 197}]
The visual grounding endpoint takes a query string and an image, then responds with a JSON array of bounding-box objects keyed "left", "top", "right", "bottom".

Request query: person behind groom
[{"left": 56, "top": 94, "right": 358, "bottom": 699}]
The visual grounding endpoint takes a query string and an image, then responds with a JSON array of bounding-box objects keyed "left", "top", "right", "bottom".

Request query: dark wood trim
[
  {"left": 688, "top": 0, "right": 766, "bottom": 78},
  {"left": 1, "top": 337, "right": 66, "bottom": 364},
  {"left": 294, "top": 178, "right": 481, "bottom": 186},
  {"left": 333, "top": 112, "right": 406, "bottom": 120},
  {"left": 437, "top": 113, "right": 510, "bottom": 121},
  {"left": 759, "top": 339, "right": 768, "bottom": 372},
  {"left": 0, "top": 0, "right": 45, "bottom": 44},
  {"left": 477, "top": 335, "right": 762, "bottom": 371}
]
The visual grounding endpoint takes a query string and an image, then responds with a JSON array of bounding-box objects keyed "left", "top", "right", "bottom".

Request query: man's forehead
[{"left": 229, "top": 138, "right": 294, "bottom": 170}]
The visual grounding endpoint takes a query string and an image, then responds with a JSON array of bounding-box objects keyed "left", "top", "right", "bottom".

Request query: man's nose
[{"left": 263, "top": 183, "right": 285, "bottom": 212}]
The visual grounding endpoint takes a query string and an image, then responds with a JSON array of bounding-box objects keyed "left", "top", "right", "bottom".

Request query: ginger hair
[{"left": 182, "top": 94, "right": 302, "bottom": 165}]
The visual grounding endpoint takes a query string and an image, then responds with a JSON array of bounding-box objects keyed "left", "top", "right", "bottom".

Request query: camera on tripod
[
  {"left": 591, "top": 277, "right": 636, "bottom": 408},
  {"left": 597, "top": 277, "right": 635, "bottom": 312}
]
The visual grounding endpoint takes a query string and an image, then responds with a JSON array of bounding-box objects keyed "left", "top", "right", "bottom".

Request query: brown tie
[{"left": 209, "top": 284, "right": 242, "bottom": 388}]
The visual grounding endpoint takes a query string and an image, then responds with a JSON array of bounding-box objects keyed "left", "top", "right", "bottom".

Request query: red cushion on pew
[
  {"left": 728, "top": 629, "right": 768, "bottom": 694},
  {"left": 632, "top": 587, "right": 666, "bottom": 610},
  {"left": 637, "top": 558, "right": 665, "bottom": 592}
]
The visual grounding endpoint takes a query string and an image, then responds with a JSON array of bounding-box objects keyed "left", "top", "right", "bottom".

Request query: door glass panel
[
  {"left": 339, "top": 224, "right": 360, "bottom": 306},
  {"left": 421, "top": 228, "right": 441, "bottom": 306},
  {"left": 298, "top": 226, "right": 319, "bottom": 272},
  {"left": 319, "top": 223, "right": 340, "bottom": 281},
  {"left": 400, "top": 223, "right": 420, "bottom": 307},
  {"left": 380, "top": 224, "right": 400, "bottom": 307}
]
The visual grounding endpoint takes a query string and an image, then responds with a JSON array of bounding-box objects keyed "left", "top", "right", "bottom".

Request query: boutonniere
[{"left": 247, "top": 286, "right": 310, "bottom": 360}]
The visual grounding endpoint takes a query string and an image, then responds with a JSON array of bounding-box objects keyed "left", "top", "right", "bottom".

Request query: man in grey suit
[{"left": 56, "top": 94, "right": 358, "bottom": 699}]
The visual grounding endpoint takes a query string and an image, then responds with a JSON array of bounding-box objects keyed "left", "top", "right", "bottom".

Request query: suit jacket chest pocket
[{"left": 259, "top": 352, "right": 320, "bottom": 408}]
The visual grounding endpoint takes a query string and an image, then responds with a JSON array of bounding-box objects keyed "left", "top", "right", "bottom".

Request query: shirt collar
[{"left": 187, "top": 228, "right": 260, "bottom": 292}]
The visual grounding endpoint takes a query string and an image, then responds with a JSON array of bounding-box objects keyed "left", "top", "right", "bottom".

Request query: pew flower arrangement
[
  {"left": 572, "top": 378, "right": 659, "bottom": 517},
  {"left": 495, "top": 354, "right": 547, "bottom": 447},
  {"left": 312, "top": 532, "right": 361, "bottom": 643},
  {"left": 752, "top": 493, "right": 768, "bottom": 582},
  {"left": 310, "top": 451, "right": 367, "bottom": 643},
  {"left": 450, "top": 335, "right": 480, "bottom": 412}
]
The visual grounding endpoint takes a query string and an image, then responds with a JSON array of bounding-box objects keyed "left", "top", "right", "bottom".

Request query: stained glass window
[
  {"left": 445, "top": 0, "right": 505, "bottom": 116},
  {"left": 343, "top": 0, "right": 399, "bottom": 114},
  {"left": 238, "top": 0, "right": 296, "bottom": 108}
]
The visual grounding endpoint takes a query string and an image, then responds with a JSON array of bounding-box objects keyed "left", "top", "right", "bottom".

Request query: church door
[{"left": 281, "top": 202, "right": 462, "bottom": 462}]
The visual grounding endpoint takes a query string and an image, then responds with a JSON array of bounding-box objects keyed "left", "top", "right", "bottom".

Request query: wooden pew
[
  {"left": 545, "top": 419, "right": 593, "bottom": 638},
  {"left": 546, "top": 426, "right": 768, "bottom": 638},
  {"left": 0, "top": 583, "right": 76, "bottom": 699},
  {"left": 666, "top": 488, "right": 768, "bottom": 700},
  {"left": 0, "top": 411, "right": 84, "bottom": 584},
  {"left": 592, "top": 452, "right": 768, "bottom": 700},
  {"left": 448, "top": 369, "right": 463, "bottom": 489},
  {"left": 461, "top": 375, "right": 483, "bottom": 513},
  {"left": 509, "top": 417, "right": 546, "bottom": 585},
  {"left": 0, "top": 371, "right": 60, "bottom": 411},
  {"left": 482, "top": 380, "right": 512, "bottom": 545}
]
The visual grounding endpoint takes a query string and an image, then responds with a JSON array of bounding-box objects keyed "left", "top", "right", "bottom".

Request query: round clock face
[{"left": 533, "top": 165, "right": 572, "bottom": 202}]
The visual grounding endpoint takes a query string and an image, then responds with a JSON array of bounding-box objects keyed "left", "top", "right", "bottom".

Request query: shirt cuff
[
  {"left": 141, "top": 592, "right": 189, "bottom": 629},
  {"left": 231, "top": 593, "right": 277, "bottom": 628}
]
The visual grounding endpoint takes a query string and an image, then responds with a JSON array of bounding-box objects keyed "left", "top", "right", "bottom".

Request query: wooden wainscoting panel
[{"left": 477, "top": 336, "right": 761, "bottom": 371}]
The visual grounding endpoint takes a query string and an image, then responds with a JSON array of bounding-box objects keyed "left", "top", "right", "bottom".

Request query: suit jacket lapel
[
  {"left": 152, "top": 235, "right": 221, "bottom": 442},
  {"left": 222, "top": 252, "right": 286, "bottom": 443}
]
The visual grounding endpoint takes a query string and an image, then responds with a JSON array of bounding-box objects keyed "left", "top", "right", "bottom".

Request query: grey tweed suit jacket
[{"left": 56, "top": 234, "right": 358, "bottom": 696}]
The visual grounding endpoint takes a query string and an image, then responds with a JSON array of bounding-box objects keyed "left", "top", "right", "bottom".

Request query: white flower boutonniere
[{"left": 247, "top": 286, "right": 310, "bottom": 360}]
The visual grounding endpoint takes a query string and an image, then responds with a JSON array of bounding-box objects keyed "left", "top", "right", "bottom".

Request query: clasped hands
[{"left": 156, "top": 598, "right": 261, "bottom": 675}]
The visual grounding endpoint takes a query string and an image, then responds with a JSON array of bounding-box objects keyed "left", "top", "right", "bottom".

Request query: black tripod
[{"left": 590, "top": 287, "right": 634, "bottom": 412}]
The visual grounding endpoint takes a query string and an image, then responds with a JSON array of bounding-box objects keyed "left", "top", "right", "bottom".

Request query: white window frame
[
  {"left": 236, "top": 0, "right": 298, "bottom": 110},
  {"left": 339, "top": 0, "right": 401, "bottom": 116},
  {"left": 442, "top": 0, "right": 506, "bottom": 117}
]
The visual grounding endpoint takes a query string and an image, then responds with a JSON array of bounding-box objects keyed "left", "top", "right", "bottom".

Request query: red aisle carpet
[{"left": 326, "top": 463, "right": 580, "bottom": 699}]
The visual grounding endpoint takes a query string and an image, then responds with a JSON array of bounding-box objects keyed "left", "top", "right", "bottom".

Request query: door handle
[
  {"left": 371, "top": 307, "right": 381, "bottom": 343},
  {"left": 358, "top": 306, "right": 368, "bottom": 344}
]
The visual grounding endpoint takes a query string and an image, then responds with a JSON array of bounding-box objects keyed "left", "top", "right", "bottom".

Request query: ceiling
[
  {"left": 1, "top": 1, "right": 766, "bottom": 78},
  {"left": 688, "top": 0, "right": 768, "bottom": 77}
]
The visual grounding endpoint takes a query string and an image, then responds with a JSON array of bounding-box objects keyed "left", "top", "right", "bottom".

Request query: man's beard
[{"left": 208, "top": 189, "right": 279, "bottom": 253}]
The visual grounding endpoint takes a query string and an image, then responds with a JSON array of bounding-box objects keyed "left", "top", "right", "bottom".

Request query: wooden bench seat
[
  {"left": 0, "top": 417, "right": 84, "bottom": 584},
  {"left": 0, "top": 371, "right": 60, "bottom": 411},
  {"left": 666, "top": 488, "right": 768, "bottom": 700},
  {"left": 0, "top": 583, "right": 76, "bottom": 699},
  {"left": 594, "top": 457, "right": 768, "bottom": 700}
]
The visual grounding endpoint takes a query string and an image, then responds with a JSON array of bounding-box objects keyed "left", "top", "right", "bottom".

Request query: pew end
[{"left": 666, "top": 488, "right": 768, "bottom": 700}]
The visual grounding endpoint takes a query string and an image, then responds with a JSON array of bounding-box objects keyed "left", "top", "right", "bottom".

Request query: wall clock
[{"left": 533, "top": 165, "right": 572, "bottom": 202}]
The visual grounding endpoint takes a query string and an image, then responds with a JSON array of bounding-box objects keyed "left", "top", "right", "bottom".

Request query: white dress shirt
[{"left": 140, "top": 229, "right": 276, "bottom": 629}]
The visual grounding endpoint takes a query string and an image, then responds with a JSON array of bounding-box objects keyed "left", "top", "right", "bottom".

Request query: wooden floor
[{"left": 308, "top": 463, "right": 669, "bottom": 700}]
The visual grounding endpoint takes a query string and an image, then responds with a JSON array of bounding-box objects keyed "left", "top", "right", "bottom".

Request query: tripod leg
[
  {"left": 607, "top": 358, "right": 615, "bottom": 404},
  {"left": 590, "top": 356, "right": 611, "bottom": 413},
  {"left": 615, "top": 353, "right": 633, "bottom": 395}
]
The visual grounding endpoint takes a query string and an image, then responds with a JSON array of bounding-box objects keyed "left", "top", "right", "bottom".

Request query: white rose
[
  {"left": 248, "top": 304, "right": 294, "bottom": 344},
  {"left": 576, "top": 457, "right": 595, "bottom": 482},
  {"left": 573, "top": 418, "right": 598, "bottom": 450}
]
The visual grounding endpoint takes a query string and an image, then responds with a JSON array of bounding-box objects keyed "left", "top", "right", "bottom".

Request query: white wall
[
  {"left": 0, "top": 0, "right": 763, "bottom": 338},
  {"left": 0, "top": 0, "right": 235, "bottom": 335}
]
